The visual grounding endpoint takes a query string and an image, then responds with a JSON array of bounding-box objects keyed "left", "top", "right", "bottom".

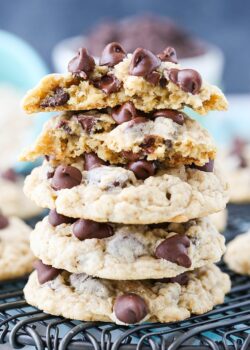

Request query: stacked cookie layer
[{"left": 22, "top": 43, "right": 230, "bottom": 325}]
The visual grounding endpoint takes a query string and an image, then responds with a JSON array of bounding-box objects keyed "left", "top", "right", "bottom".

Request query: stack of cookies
[{"left": 21, "top": 43, "right": 231, "bottom": 324}]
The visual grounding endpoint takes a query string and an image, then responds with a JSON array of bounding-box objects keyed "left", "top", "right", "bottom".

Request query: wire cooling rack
[{"left": 0, "top": 204, "right": 250, "bottom": 350}]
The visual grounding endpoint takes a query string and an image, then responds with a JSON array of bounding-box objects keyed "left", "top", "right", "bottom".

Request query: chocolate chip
[
  {"left": 100, "top": 42, "right": 126, "bottom": 67},
  {"left": 140, "top": 136, "right": 155, "bottom": 153},
  {"left": 121, "top": 151, "right": 143, "bottom": 162},
  {"left": 1, "top": 168, "right": 18, "bottom": 182},
  {"left": 57, "top": 120, "right": 72, "bottom": 134},
  {"left": 51, "top": 165, "right": 82, "bottom": 190},
  {"left": 84, "top": 153, "right": 106, "bottom": 171},
  {"left": 0, "top": 213, "right": 9, "bottom": 229},
  {"left": 190, "top": 159, "right": 214, "bottom": 172},
  {"left": 47, "top": 170, "right": 55, "bottom": 179},
  {"left": 127, "top": 116, "right": 148, "bottom": 128},
  {"left": 94, "top": 74, "right": 121, "bottom": 94},
  {"left": 111, "top": 102, "right": 137, "bottom": 124},
  {"left": 128, "top": 160, "right": 156, "bottom": 180},
  {"left": 73, "top": 219, "right": 114, "bottom": 240},
  {"left": 157, "top": 47, "right": 178, "bottom": 64},
  {"left": 48, "top": 209, "right": 75, "bottom": 227},
  {"left": 155, "top": 234, "right": 191, "bottom": 268},
  {"left": 68, "top": 48, "right": 95, "bottom": 79},
  {"left": 75, "top": 115, "right": 96, "bottom": 133},
  {"left": 129, "top": 48, "right": 160, "bottom": 77},
  {"left": 34, "top": 260, "right": 61, "bottom": 284},
  {"left": 145, "top": 71, "right": 161, "bottom": 85},
  {"left": 114, "top": 293, "right": 148, "bottom": 324},
  {"left": 159, "top": 272, "right": 189, "bottom": 286},
  {"left": 166, "top": 68, "right": 202, "bottom": 94},
  {"left": 152, "top": 109, "right": 185, "bottom": 125},
  {"left": 40, "top": 88, "right": 69, "bottom": 108}
]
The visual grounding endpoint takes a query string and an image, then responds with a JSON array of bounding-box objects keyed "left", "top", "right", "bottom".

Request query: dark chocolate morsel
[
  {"left": 167, "top": 68, "right": 202, "bottom": 94},
  {"left": 157, "top": 47, "right": 178, "bottom": 64},
  {"left": 152, "top": 109, "right": 185, "bottom": 125},
  {"left": 94, "top": 74, "right": 121, "bottom": 94},
  {"left": 0, "top": 213, "right": 9, "bottom": 230},
  {"left": 34, "top": 260, "right": 61, "bottom": 284},
  {"left": 190, "top": 159, "right": 214, "bottom": 172},
  {"left": 145, "top": 71, "right": 161, "bottom": 85},
  {"left": 159, "top": 272, "right": 189, "bottom": 286},
  {"left": 129, "top": 48, "right": 160, "bottom": 77},
  {"left": 126, "top": 116, "right": 148, "bottom": 127},
  {"left": 155, "top": 234, "right": 191, "bottom": 268},
  {"left": 48, "top": 209, "right": 75, "bottom": 227},
  {"left": 68, "top": 48, "right": 95, "bottom": 79},
  {"left": 114, "top": 293, "right": 148, "bottom": 324},
  {"left": 1, "top": 168, "right": 18, "bottom": 182},
  {"left": 73, "top": 219, "right": 114, "bottom": 240},
  {"left": 57, "top": 120, "right": 72, "bottom": 134},
  {"left": 111, "top": 102, "right": 137, "bottom": 124},
  {"left": 99, "top": 42, "right": 126, "bottom": 67},
  {"left": 40, "top": 88, "right": 70, "bottom": 108},
  {"left": 75, "top": 115, "right": 96, "bottom": 133},
  {"left": 128, "top": 160, "right": 156, "bottom": 180},
  {"left": 84, "top": 152, "right": 106, "bottom": 170},
  {"left": 121, "top": 151, "right": 143, "bottom": 162},
  {"left": 51, "top": 165, "right": 82, "bottom": 190}
]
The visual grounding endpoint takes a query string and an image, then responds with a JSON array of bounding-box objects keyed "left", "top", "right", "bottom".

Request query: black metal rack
[{"left": 0, "top": 204, "right": 250, "bottom": 350}]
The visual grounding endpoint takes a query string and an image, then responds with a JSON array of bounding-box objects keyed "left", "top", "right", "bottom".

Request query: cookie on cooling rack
[
  {"left": 224, "top": 231, "right": 250, "bottom": 275},
  {"left": 0, "top": 213, "right": 34, "bottom": 280},
  {"left": 24, "top": 263, "right": 230, "bottom": 325}
]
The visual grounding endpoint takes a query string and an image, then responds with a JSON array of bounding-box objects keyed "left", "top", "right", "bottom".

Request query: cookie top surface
[
  {"left": 224, "top": 231, "right": 250, "bottom": 275},
  {"left": 31, "top": 215, "right": 225, "bottom": 279},
  {"left": 22, "top": 45, "right": 227, "bottom": 115},
  {"left": 24, "top": 159, "right": 229, "bottom": 224},
  {"left": 24, "top": 264, "right": 230, "bottom": 324},
  {"left": 0, "top": 214, "right": 34, "bottom": 280},
  {"left": 21, "top": 108, "right": 216, "bottom": 167}
]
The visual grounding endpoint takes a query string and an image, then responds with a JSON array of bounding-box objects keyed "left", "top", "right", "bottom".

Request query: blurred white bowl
[{"left": 52, "top": 35, "right": 224, "bottom": 85}]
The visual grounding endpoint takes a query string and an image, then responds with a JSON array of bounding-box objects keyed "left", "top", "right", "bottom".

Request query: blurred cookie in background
[
  {"left": 224, "top": 230, "right": 250, "bottom": 275},
  {"left": 0, "top": 85, "right": 42, "bottom": 219},
  {"left": 0, "top": 212, "right": 34, "bottom": 280},
  {"left": 209, "top": 209, "right": 228, "bottom": 232},
  {"left": 219, "top": 138, "right": 250, "bottom": 203}
]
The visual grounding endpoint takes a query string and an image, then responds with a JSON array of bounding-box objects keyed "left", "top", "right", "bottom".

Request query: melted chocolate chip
[
  {"left": 140, "top": 136, "right": 155, "bottom": 153},
  {"left": 152, "top": 109, "right": 185, "bottom": 125},
  {"left": 155, "top": 234, "right": 191, "bottom": 268},
  {"left": 166, "top": 68, "right": 202, "bottom": 94},
  {"left": 145, "top": 71, "right": 161, "bottom": 85},
  {"left": 190, "top": 159, "right": 214, "bottom": 172},
  {"left": 129, "top": 48, "right": 160, "bottom": 77},
  {"left": 121, "top": 151, "right": 143, "bottom": 162},
  {"left": 51, "top": 165, "right": 82, "bottom": 190},
  {"left": 75, "top": 115, "right": 96, "bottom": 133},
  {"left": 47, "top": 170, "right": 55, "bottom": 179},
  {"left": 34, "top": 260, "right": 61, "bottom": 284},
  {"left": 100, "top": 42, "right": 126, "bottom": 67},
  {"left": 84, "top": 153, "right": 106, "bottom": 170},
  {"left": 127, "top": 116, "right": 148, "bottom": 127},
  {"left": 114, "top": 293, "right": 148, "bottom": 324},
  {"left": 94, "top": 74, "right": 121, "bottom": 94},
  {"left": 48, "top": 209, "right": 75, "bottom": 227},
  {"left": 128, "top": 160, "right": 156, "bottom": 180},
  {"left": 73, "top": 219, "right": 114, "bottom": 240},
  {"left": 68, "top": 48, "right": 95, "bottom": 79},
  {"left": 1, "top": 168, "right": 18, "bottom": 182},
  {"left": 40, "top": 88, "right": 70, "bottom": 108},
  {"left": 57, "top": 120, "right": 72, "bottom": 134},
  {"left": 157, "top": 47, "right": 178, "bottom": 64},
  {"left": 159, "top": 272, "right": 189, "bottom": 286},
  {"left": 0, "top": 213, "right": 9, "bottom": 229},
  {"left": 111, "top": 102, "right": 137, "bottom": 124}
]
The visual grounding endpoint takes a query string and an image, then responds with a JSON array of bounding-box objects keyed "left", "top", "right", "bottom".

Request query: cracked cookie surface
[
  {"left": 21, "top": 109, "right": 216, "bottom": 167},
  {"left": 24, "top": 160, "right": 229, "bottom": 224},
  {"left": 30, "top": 216, "right": 225, "bottom": 279}
]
